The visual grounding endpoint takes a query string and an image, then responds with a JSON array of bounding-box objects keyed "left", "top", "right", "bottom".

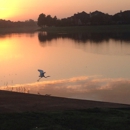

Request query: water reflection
[
  {"left": 0, "top": 32, "right": 130, "bottom": 104},
  {"left": 38, "top": 32, "right": 130, "bottom": 44},
  {"left": 0, "top": 33, "right": 36, "bottom": 39},
  {"left": 38, "top": 32, "right": 130, "bottom": 55},
  {"left": 1, "top": 75, "right": 130, "bottom": 104}
]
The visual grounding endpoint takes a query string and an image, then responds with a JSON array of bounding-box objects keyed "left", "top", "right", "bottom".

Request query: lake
[{"left": 0, "top": 32, "right": 130, "bottom": 104}]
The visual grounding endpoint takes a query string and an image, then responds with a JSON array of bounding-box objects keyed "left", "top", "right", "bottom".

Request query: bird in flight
[{"left": 37, "top": 69, "right": 50, "bottom": 81}]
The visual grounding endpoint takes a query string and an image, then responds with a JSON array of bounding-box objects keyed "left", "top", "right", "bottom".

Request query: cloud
[{"left": 1, "top": 76, "right": 130, "bottom": 104}]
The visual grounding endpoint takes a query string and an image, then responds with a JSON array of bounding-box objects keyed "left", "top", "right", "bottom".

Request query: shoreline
[
  {"left": 0, "top": 90, "right": 130, "bottom": 113},
  {"left": 1, "top": 90, "right": 130, "bottom": 129},
  {"left": 1, "top": 25, "right": 130, "bottom": 34},
  {"left": 0, "top": 26, "right": 39, "bottom": 34},
  {"left": 35, "top": 25, "right": 130, "bottom": 33}
]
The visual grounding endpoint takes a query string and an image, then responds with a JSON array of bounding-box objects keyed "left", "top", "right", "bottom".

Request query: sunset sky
[{"left": 0, "top": 0, "right": 130, "bottom": 21}]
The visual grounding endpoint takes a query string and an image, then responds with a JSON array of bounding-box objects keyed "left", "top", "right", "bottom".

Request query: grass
[
  {"left": 38, "top": 25, "right": 130, "bottom": 33},
  {"left": 1, "top": 25, "right": 130, "bottom": 34},
  {"left": 0, "top": 26, "right": 38, "bottom": 34},
  {"left": 0, "top": 108, "right": 130, "bottom": 130}
]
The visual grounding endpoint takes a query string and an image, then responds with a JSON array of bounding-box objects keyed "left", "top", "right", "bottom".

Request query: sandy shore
[{"left": 0, "top": 90, "right": 130, "bottom": 113}]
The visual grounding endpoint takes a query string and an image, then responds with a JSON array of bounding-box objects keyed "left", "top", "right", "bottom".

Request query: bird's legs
[
  {"left": 37, "top": 77, "right": 42, "bottom": 82},
  {"left": 44, "top": 76, "right": 50, "bottom": 78}
]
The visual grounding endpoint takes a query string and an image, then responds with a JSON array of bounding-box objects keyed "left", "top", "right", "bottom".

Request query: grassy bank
[
  {"left": 0, "top": 90, "right": 130, "bottom": 129},
  {"left": 38, "top": 25, "right": 130, "bottom": 33},
  {"left": 0, "top": 26, "right": 39, "bottom": 34},
  {"left": 1, "top": 25, "right": 130, "bottom": 34},
  {"left": 0, "top": 108, "right": 130, "bottom": 130}
]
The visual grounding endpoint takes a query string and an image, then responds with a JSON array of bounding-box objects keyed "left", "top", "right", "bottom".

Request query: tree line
[
  {"left": 37, "top": 10, "right": 130, "bottom": 27},
  {"left": 1, "top": 10, "right": 130, "bottom": 28},
  {"left": 0, "top": 19, "right": 37, "bottom": 28}
]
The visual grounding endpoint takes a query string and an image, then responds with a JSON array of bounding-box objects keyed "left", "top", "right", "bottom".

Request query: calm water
[{"left": 0, "top": 32, "right": 130, "bottom": 104}]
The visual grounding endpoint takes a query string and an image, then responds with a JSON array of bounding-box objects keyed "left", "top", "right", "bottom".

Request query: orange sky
[{"left": 0, "top": 0, "right": 130, "bottom": 21}]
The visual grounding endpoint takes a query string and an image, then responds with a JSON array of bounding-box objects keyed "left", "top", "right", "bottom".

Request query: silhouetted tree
[
  {"left": 52, "top": 16, "right": 58, "bottom": 26},
  {"left": 73, "top": 11, "right": 90, "bottom": 25},
  {"left": 46, "top": 15, "right": 52, "bottom": 26},
  {"left": 37, "top": 13, "right": 46, "bottom": 27},
  {"left": 90, "top": 11, "right": 111, "bottom": 25},
  {"left": 1, "top": 10, "right": 130, "bottom": 28},
  {"left": 0, "top": 19, "right": 36, "bottom": 28},
  {"left": 112, "top": 10, "right": 130, "bottom": 24}
]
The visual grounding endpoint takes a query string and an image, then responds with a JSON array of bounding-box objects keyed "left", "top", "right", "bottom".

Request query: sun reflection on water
[{"left": 0, "top": 76, "right": 130, "bottom": 104}]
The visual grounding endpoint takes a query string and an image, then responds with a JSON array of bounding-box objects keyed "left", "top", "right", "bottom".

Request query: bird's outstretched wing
[{"left": 38, "top": 69, "right": 45, "bottom": 74}]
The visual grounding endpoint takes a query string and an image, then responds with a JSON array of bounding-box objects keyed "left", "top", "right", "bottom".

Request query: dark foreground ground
[
  {"left": 0, "top": 90, "right": 130, "bottom": 130},
  {"left": 0, "top": 90, "right": 130, "bottom": 113}
]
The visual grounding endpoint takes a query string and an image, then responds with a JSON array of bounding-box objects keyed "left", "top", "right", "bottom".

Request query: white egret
[{"left": 37, "top": 69, "right": 50, "bottom": 81}]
